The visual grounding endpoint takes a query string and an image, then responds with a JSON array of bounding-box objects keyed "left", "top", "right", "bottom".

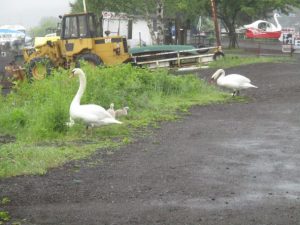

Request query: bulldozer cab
[
  {"left": 61, "top": 13, "right": 100, "bottom": 40},
  {"left": 59, "top": 12, "right": 130, "bottom": 65},
  {"left": 60, "top": 13, "right": 98, "bottom": 57}
]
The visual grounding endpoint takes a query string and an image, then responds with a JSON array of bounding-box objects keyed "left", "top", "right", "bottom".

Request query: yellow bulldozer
[{"left": 23, "top": 12, "right": 131, "bottom": 80}]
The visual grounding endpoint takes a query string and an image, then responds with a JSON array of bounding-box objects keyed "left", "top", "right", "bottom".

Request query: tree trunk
[
  {"left": 143, "top": 1, "right": 164, "bottom": 45},
  {"left": 227, "top": 24, "right": 239, "bottom": 48},
  {"left": 145, "top": 14, "right": 158, "bottom": 45},
  {"left": 175, "top": 13, "right": 184, "bottom": 45},
  {"left": 155, "top": 0, "right": 164, "bottom": 44}
]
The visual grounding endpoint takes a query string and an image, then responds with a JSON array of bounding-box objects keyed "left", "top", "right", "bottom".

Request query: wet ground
[{"left": 1, "top": 62, "right": 300, "bottom": 225}]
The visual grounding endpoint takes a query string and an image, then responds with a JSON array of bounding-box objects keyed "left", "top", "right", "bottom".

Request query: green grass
[
  {"left": 0, "top": 64, "right": 231, "bottom": 178},
  {"left": 0, "top": 211, "right": 10, "bottom": 223},
  {"left": 0, "top": 197, "right": 10, "bottom": 223},
  {"left": 209, "top": 53, "right": 290, "bottom": 69}
]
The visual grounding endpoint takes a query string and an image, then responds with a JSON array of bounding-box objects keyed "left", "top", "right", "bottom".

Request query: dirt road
[{"left": 1, "top": 62, "right": 300, "bottom": 225}]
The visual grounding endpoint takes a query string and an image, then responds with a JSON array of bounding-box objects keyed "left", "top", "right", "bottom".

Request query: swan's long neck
[
  {"left": 212, "top": 69, "right": 225, "bottom": 80},
  {"left": 71, "top": 73, "right": 86, "bottom": 107},
  {"left": 274, "top": 14, "right": 281, "bottom": 30}
]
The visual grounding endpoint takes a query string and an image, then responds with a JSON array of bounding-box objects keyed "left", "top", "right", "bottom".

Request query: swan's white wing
[
  {"left": 101, "top": 117, "right": 122, "bottom": 124},
  {"left": 219, "top": 74, "right": 257, "bottom": 90},
  {"left": 218, "top": 74, "right": 252, "bottom": 90},
  {"left": 71, "top": 104, "right": 114, "bottom": 123},
  {"left": 240, "top": 83, "right": 258, "bottom": 88},
  {"left": 218, "top": 80, "right": 241, "bottom": 89},
  {"left": 74, "top": 111, "right": 122, "bottom": 125},
  {"left": 80, "top": 104, "right": 112, "bottom": 117},
  {"left": 225, "top": 74, "right": 251, "bottom": 83}
]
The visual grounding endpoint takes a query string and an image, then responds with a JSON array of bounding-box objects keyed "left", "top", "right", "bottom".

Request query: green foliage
[
  {"left": 0, "top": 197, "right": 11, "bottom": 223},
  {"left": 0, "top": 64, "right": 229, "bottom": 178},
  {"left": 71, "top": 0, "right": 156, "bottom": 15},
  {"left": 0, "top": 211, "right": 10, "bottom": 222},
  {"left": 70, "top": 0, "right": 204, "bottom": 29},
  {"left": 0, "top": 198, "right": 10, "bottom": 205},
  {"left": 199, "top": 17, "right": 215, "bottom": 33},
  {"left": 0, "top": 68, "right": 70, "bottom": 141}
]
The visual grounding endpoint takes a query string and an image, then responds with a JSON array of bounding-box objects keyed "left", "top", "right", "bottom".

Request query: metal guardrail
[{"left": 131, "top": 46, "right": 218, "bottom": 69}]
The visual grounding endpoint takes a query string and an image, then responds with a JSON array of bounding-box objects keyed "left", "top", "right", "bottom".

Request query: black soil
[{"left": 1, "top": 62, "right": 300, "bottom": 225}]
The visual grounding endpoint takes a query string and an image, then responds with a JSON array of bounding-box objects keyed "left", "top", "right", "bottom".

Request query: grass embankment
[
  {"left": 0, "top": 64, "right": 230, "bottom": 178},
  {"left": 210, "top": 52, "right": 290, "bottom": 68}
]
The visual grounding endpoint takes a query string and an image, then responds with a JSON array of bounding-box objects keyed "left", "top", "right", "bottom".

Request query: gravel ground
[{"left": 1, "top": 62, "right": 300, "bottom": 225}]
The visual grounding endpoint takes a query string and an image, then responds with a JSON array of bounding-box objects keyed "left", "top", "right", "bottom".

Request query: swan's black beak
[{"left": 209, "top": 78, "right": 214, "bottom": 84}]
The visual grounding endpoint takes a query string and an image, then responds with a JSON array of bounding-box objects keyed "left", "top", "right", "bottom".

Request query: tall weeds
[
  {"left": 0, "top": 64, "right": 229, "bottom": 177},
  {"left": 0, "top": 64, "right": 226, "bottom": 142}
]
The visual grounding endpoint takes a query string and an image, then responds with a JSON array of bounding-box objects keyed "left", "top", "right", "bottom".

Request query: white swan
[
  {"left": 211, "top": 69, "right": 257, "bottom": 96},
  {"left": 107, "top": 103, "right": 116, "bottom": 118},
  {"left": 69, "top": 68, "right": 122, "bottom": 129}
]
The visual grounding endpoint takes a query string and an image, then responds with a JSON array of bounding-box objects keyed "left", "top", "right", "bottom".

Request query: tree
[
  {"left": 70, "top": 0, "right": 165, "bottom": 44},
  {"left": 70, "top": 0, "right": 204, "bottom": 44},
  {"left": 70, "top": 0, "right": 300, "bottom": 48},
  {"left": 28, "top": 17, "right": 60, "bottom": 37},
  {"left": 209, "top": 0, "right": 300, "bottom": 48}
]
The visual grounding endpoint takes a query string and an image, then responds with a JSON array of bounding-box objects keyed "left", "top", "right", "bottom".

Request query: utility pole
[{"left": 210, "top": 0, "right": 221, "bottom": 46}]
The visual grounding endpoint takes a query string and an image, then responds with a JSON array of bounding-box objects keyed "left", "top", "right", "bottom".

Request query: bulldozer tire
[
  {"left": 28, "top": 58, "right": 53, "bottom": 81},
  {"left": 76, "top": 53, "right": 102, "bottom": 67},
  {"left": 213, "top": 51, "right": 225, "bottom": 61}
]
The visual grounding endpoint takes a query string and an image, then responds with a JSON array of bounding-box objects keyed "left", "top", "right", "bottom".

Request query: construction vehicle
[
  {"left": 5, "top": 11, "right": 224, "bottom": 82},
  {"left": 22, "top": 12, "right": 131, "bottom": 80}
]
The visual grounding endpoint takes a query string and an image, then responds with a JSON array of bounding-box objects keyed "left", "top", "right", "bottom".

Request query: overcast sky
[{"left": 1, "top": 0, "right": 75, "bottom": 29}]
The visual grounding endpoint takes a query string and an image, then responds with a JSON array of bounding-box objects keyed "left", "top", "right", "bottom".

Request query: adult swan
[
  {"left": 69, "top": 68, "right": 122, "bottom": 130},
  {"left": 211, "top": 69, "right": 257, "bottom": 96}
]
